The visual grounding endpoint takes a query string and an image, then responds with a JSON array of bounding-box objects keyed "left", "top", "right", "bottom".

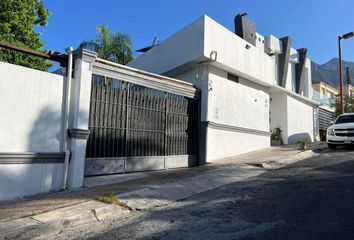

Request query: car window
[{"left": 335, "top": 115, "right": 354, "bottom": 124}]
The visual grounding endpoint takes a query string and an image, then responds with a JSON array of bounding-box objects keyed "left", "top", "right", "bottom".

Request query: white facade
[{"left": 129, "top": 15, "right": 319, "bottom": 162}]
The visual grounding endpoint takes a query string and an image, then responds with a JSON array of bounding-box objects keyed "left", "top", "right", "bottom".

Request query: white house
[{"left": 129, "top": 14, "right": 320, "bottom": 163}]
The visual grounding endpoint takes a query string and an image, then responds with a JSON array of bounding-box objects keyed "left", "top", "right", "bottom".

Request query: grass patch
[{"left": 96, "top": 192, "right": 130, "bottom": 210}]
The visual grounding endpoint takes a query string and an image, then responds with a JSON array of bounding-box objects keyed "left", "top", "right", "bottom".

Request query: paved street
[{"left": 89, "top": 148, "right": 354, "bottom": 240}]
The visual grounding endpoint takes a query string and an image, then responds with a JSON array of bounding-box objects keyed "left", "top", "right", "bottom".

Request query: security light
[
  {"left": 342, "top": 32, "right": 354, "bottom": 39},
  {"left": 267, "top": 48, "right": 275, "bottom": 56}
]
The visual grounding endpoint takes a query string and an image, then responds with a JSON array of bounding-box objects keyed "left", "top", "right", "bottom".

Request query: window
[
  {"left": 227, "top": 73, "right": 239, "bottom": 83},
  {"left": 335, "top": 115, "right": 354, "bottom": 124}
]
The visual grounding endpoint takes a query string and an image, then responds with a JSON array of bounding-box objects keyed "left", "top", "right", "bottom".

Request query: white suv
[{"left": 327, "top": 113, "right": 354, "bottom": 149}]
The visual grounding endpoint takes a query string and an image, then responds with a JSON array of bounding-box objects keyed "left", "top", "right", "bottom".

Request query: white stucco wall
[
  {"left": 207, "top": 128, "right": 270, "bottom": 161},
  {"left": 128, "top": 16, "right": 206, "bottom": 75},
  {"left": 0, "top": 61, "right": 65, "bottom": 201},
  {"left": 270, "top": 92, "right": 288, "bottom": 143},
  {"left": 0, "top": 164, "right": 64, "bottom": 201},
  {"left": 206, "top": 66, "right": 270, "bottom": 161},
  {"left": 0, "top": 61, "right": 64, "bottom": 152},
  {"left": 208, "top": 66, "right": 270, "bottom": 131},
  {"left": 203, "top": 16, "right": 275, "bottom": 86},
  {"left": 270, "top": 92, "right": 318, "bottom": 144},
  {"left": 286, "top": 95, "right": 318, "bottom": 144},
  {"left": 174, "top": 66, "right": 211, "bottom": 122}
]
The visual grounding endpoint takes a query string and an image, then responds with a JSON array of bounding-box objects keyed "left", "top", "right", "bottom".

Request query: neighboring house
[
  {"left": 312, "top": 78, "right": 354, "bottom": 102},
  {"left": 313, "top": 81, "right": 338, "bottom": 101},
  {"left": 129, "top": 14, "right": 320, "bottom": 162},
  {"left": 312, "top": 81, "right": 354, "bottom": 132},
  {"left": 312, "top": 81, "right": 336, "bottom": 131}
]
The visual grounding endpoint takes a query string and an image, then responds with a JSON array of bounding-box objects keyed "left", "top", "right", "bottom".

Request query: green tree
[
  {"left": 333, "top": 95, "right": 354, "bottom": 117},
  {"left": 0, "top": 0, "right": 51, "bottom": 71},
  {"left": 80, "top": 25, "right": 133, "bottom": 65}
]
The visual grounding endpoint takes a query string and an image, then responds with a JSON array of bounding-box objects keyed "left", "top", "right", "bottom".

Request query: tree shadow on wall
[{"left": 27, "top": 106, "right": 63, "bottom": 152}]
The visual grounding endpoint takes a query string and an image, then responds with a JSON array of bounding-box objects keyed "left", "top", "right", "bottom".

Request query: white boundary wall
[
  {"left": 0, "top": 163, "right": 64, "bottom": 201},
  {"left": 0, "top": 62, "right": 64, "bottom": 152},
  {"left": 287, "top": 95, "right": 319, "bottom": 144},
  {"left": 270, "top": 91, "right": 319, "bottom": 144},
  {"left": 0, "top": 61, "right": 65, "bottom": 201}
]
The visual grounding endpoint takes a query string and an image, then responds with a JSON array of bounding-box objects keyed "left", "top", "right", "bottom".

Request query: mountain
[{"left": 312, "top": 58, "right": 354, "bottom": 87}]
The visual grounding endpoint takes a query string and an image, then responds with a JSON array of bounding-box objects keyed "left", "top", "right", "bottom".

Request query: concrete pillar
[
  {"left": 67, "top": 49, "right": 97, "bottom": 189},
  {"left": 196, "top": 65, "right": 211, "bottom": 165}
]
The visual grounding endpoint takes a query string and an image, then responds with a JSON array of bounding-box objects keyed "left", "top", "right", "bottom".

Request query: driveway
[{"left": 89, "top": 147, "right": 354, "bottom": 240}]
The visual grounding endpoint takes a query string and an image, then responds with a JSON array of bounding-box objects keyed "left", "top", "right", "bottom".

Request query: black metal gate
[{"left": 85, "top": 75, "right": 199, "bottom": 176}]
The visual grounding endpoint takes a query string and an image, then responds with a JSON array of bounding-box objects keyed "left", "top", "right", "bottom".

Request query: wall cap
[{"left": 74, "top": 48, "right": 98, "bottom": 63}]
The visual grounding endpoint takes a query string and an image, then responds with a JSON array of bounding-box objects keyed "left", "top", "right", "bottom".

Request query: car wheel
[{"left": 327, "top": 143, "right": 337, "bottom": 149}]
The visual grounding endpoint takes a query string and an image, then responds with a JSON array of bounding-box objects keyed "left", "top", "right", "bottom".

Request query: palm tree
[{"left": 80, "top": 24, "right": 133, "bottom": 65}]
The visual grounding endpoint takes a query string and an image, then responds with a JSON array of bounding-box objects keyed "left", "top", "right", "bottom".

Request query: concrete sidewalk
[{"left": 0, "top": 143, "right": 327, "bottom": 239}]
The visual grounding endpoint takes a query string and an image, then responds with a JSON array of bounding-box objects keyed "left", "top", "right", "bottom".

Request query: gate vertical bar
[
  {"left": 124, "top": 82, "right": 130, "bottom": 173},
  {"left": 164, "top": 92, "right": 168, "bottom": 169}
]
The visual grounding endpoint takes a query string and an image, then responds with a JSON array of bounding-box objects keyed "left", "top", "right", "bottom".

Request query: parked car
[{"left": 327, "top": 113, "right": 354, "bottom": 149}]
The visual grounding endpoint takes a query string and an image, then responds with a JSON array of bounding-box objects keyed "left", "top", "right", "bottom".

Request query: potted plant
[{"left": 271, "top": 126, "right": 283, "bottom": 146}]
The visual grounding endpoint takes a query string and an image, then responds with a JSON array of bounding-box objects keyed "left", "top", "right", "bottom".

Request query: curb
[{"left": 0, "top": 200, "right": 132, "bottom": 239}]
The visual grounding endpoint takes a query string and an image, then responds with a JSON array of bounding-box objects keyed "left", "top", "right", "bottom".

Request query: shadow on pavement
[{"left": 91, "top": 151, "right": 354, "bottom": 240}]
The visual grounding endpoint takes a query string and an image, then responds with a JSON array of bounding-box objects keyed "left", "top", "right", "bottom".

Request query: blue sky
[{"left": 40, "top": 0, "right": 354, "bottom": 64}]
